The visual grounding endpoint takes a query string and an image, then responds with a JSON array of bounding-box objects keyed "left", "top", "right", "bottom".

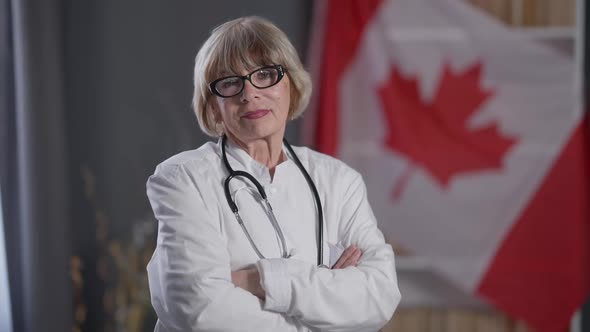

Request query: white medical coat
[{"left": 146, "top": 139, "right": 401, "bottom": 331}]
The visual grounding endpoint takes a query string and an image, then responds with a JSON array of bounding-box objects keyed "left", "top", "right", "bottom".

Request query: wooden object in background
[
  {"left": 475, "top": 313, "right": 511, "bottom": 332},
  {"left": 446, "top": 310, "right": 476, "bottom": 332},
  {"left": 467, "top": 0, "right": 575, "bottom": 26},
  {"left": 468, "top": 0, "right": 512, "bottom": 23},
  {"left": 546, "top": 0, "right": 575, "bottom": 26},
  {"left": 380, "top": 309, "right": 535, "bottom": 332}
]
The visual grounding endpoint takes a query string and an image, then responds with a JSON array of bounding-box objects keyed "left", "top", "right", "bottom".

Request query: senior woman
[{"left": 146, "top": 16, "right": 401, "bottom": 332}]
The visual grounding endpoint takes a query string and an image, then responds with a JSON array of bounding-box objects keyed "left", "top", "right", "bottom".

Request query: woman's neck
[{"left": 227, "top": 133, "right": 285, "bottom": 178}]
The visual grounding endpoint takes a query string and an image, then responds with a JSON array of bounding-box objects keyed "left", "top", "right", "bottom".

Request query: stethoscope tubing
[
  {"left": 282, "top": 138, "right": 324, "bottom": 267},
  {"left": 221, "top": 135, "right": 325, "bottom": 266}
]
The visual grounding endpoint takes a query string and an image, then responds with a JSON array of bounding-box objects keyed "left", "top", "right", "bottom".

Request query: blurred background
[{"left": 0, "top": 0, "right": 588, "bottom": 331}]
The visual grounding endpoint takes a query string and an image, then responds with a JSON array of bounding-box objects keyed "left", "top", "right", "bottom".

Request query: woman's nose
[{"left": 240, "top": 80, "right": 259, "bottom": 102}]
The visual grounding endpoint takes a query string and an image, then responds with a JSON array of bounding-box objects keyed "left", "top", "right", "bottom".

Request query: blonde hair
[{"left": 192, "top": 16, "right": 312, "bottom": 137}]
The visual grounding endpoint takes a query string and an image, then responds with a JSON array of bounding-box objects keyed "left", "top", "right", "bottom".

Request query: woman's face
[{"left": 212, "top": 66, "right": 291, "bottom": 144}]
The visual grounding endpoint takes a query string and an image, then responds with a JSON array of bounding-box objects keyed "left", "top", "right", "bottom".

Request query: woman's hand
[
  {"left": 332, "top": 245, "right": 362, "bottom": 269},
  {"left": 232, "top": 245, "right": 362, "bottom": 298},
  {"left": 231, "top": 267, "right": 265, "bottom": 299}
]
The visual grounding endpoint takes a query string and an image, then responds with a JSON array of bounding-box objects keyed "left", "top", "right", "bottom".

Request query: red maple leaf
[{"left": 378, "top": 62, "right": 517, "bottom": 196}]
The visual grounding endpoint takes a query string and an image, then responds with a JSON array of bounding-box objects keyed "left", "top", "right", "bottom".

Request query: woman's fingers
[
  {"left": 332, "top": 245, "right": 356, "bottom": 269},
  {"left": 332, "top": 245, "right": 362, "bottom": 269},
  {"left": 339, "top": 247, "right": 360, "bottom": 268},
  {"left": 231, "top": 267, "right": 266, "bottom": 299},
  {"left": 352, "top": 249, "right": 362, "bottom": 266},
  {"left": 341, "top": 247, "right": 362, "bottom": 268},
  {"left": 231, "top": 270, "right": 245, "bottom": 288}
]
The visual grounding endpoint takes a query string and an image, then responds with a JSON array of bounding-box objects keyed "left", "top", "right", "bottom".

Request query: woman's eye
[
  {"left": 221, "top": 78, "right": 240, "bottom": 89},
  {"left": 256, "top": 70, "right": 272, "bottom": 80}
]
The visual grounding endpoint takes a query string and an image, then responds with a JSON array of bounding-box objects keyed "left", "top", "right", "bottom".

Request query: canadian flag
[{"left": 306, "top": 0, "right": 590, "bottom": 331}]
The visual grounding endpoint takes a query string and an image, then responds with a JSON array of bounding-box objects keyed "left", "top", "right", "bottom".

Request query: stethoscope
[{"left": 221, "top": 135, "right": 326, "bottom": 267}]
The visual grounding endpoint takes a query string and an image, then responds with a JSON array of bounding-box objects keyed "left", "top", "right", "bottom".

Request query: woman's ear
[
  {"left": 209, "top": 100, "right": 222, "bottom": 123},
  {"left": 208, "top": 101, "right": 225, "bottom": 136},
  {"left": 288, "top": 80, "right": 297, "bottom": 120}
]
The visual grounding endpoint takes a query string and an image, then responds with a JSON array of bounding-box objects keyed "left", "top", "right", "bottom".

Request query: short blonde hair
[{"left": 192, "top": 16, "right": 312, "bottom": 137}]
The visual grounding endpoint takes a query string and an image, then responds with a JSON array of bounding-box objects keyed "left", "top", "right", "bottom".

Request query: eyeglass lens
[{"left": 214, "top": 66, "right": 280, "bottom": 97}]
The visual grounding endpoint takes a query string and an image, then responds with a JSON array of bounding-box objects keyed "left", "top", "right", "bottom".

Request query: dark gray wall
[{"left": 63, "top": 2, "right": 312, "bottom": 330}]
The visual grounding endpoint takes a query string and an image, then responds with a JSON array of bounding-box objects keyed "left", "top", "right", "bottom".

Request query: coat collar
[{"left": 217, "top": 137, "right": 295, "bottom": 184}]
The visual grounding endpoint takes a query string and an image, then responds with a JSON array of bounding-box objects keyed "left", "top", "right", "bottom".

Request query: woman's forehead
[
  {"left": 210, "top": 46, "right": 281, "bottom": 75},
  {"left": 212, "top": 60, "right": 275, "bottom": 77}
]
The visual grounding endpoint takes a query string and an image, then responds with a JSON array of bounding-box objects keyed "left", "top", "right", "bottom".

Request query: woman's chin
[{"left": 234, "top": 125, "right": 284, "bottom": 143}]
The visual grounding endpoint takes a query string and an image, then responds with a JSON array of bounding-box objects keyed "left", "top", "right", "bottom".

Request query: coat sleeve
[
  {"left": 146, "top": 164, "right": 302, "bottom": 332},
  {"left": 256, "top": 169, "right": 401, "bottom": 332}
]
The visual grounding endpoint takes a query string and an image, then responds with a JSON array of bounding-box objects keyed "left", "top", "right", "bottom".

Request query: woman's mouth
[{"left": 241, "top": 109, "right": 271, "bottom": 120}]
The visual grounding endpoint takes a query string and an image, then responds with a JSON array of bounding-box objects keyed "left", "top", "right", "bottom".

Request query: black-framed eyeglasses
[{"left": 209, "top": 64, "right": 286, "bottom": 98}]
